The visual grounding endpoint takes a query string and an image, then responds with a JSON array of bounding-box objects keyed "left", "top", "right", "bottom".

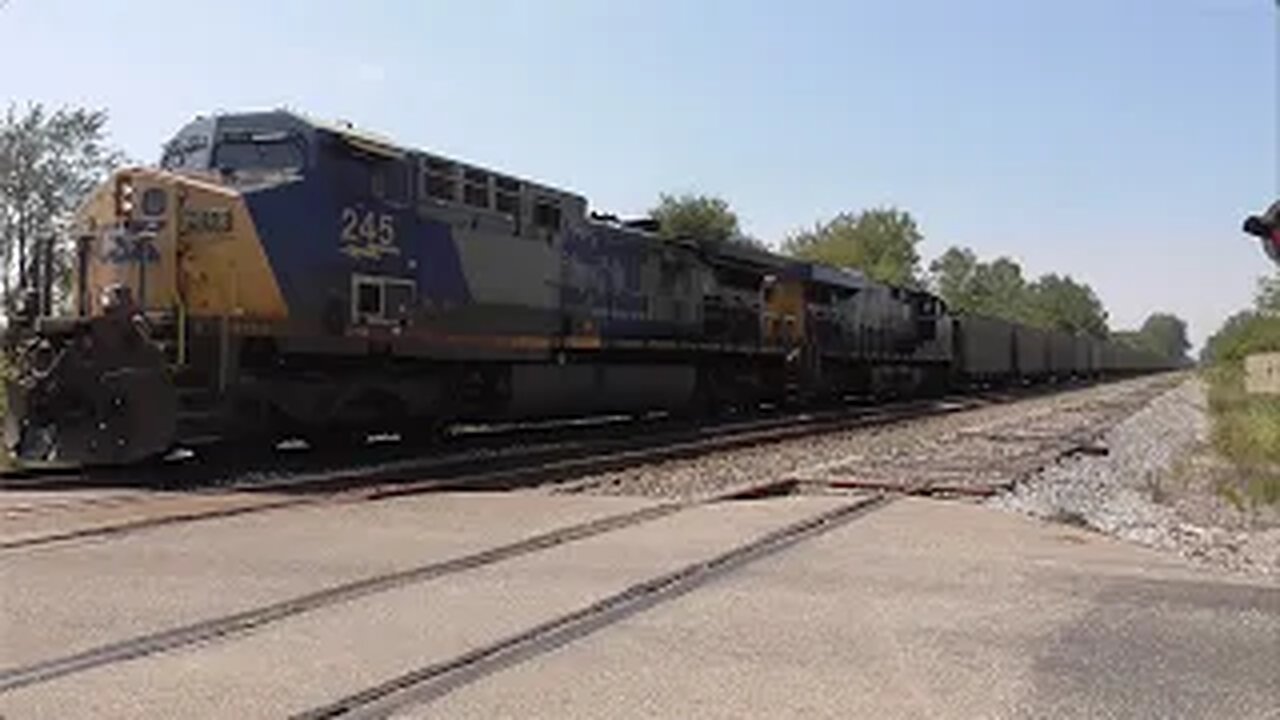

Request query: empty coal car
[{"left": 950, "top": 314, "right": 1170, "bottom": 386}]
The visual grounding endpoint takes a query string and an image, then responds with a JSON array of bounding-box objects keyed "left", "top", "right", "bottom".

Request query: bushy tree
[
  {"left": 1113, "top": 329, "right": 1149, "bottom": 350},
  {"left": 928, "top": 245, "right": 1108, "bottom": 336},
  {"left": 968, "top": 257, "right": 1032, "bottom": 321},
  {"left": 1203, "top": 274, "right": 1280, "bottom": 365},
  {"left": 928, "top": 246, "right": 978, "bottom": 307},
  {"left": 0, "top": 103, "right": 124, "bottom": 318},
  {"left": 649, "top": 193, "right": 740, "bottom": 244},
  {"left": 929, "top": 248, "right": 1030, "bottom": 321},
  {"left": 1137, "top": 313, "right": 1190, "bottom": 362},
  {"left": 1254, "top": 273, "right": 1280, "bottom": 315},
  {"left": 1025, "top": 274, "right": 1109, "bottom": 338},
  {"left": 783, "top": 207, "right": 922, "bottom": 287},
  {"left": 1202, "top": 311, "right": 1280, "bottom": 365}
]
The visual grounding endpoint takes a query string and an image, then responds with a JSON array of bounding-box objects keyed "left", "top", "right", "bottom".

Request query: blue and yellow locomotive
[{"left": 3, "top": 110, "right": 1037, "bottom": 466}]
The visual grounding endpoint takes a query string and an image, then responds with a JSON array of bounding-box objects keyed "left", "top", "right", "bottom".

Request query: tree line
[
  {"left": 1201, "top": 274, "right": 1280, "bottom": 365},
  {"left": 0, "top": 102, "right": 1190, "bottom": 363},
  {"left": 649, "top": 193, "right": 1189, "bottom": 362},
  {"left": 0, "top": 103, "right": 123, "bottom": 317}
]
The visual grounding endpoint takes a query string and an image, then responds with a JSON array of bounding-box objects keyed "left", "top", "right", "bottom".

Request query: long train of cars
[{"left": 2, "top": 110, "right": 1172, "bottom": 466}]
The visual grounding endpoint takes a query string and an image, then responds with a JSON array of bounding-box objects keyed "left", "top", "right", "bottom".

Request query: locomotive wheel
[
  {"left": 396, "top": 417, "right": 445, "bottom": 449},
  {"left": 299, "top": 424, "right": 368, "bottom": 454}
]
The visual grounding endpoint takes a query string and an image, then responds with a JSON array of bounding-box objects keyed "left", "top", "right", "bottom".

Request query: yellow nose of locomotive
[
  {"left": 73, "top": 168, "right": 182, "bottom": 319},
  {"left": 3, "top": 169, "right": 187, "bottom": 466}
]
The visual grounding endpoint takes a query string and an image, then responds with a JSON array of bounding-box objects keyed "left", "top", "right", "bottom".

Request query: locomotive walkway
[{"left": 0, "top": 377, "right": 1276, "bottom": 719}]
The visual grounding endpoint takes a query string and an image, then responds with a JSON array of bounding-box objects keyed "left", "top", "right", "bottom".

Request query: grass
[{"left": 1204, "top": 363, "right": 1280, "bottom": 507}]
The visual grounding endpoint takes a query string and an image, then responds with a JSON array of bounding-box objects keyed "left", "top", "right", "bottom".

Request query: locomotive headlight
[{"left": 114, "top": 176, "right": 136, "bottom": 219}]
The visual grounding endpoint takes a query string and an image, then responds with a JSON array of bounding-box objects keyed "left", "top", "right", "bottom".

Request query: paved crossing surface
[{"left": 2, "top": 491, "right": 1276, "bottom": 719}]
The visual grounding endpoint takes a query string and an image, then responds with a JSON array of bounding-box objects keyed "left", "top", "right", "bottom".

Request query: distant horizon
[{"left": 1, "top": 0, "right": 1274, "bottom": 350}]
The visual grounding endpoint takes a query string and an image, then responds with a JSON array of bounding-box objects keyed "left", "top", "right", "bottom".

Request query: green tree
[
  {"left": 0, "top": 103, "right": 124, "bottom": 317},
  {"left": 648, "top": 193, "right": 740, "bottom": 244},
  {"left": 782, "top": 207, "right": 923, "bottom": 287},
  {"left": 929, "top": 245, "right": 1110, "bottom": 336},
  {"left": 927, "top": 246, "right": 1033, "bottom": 322},
  {"left": 1136, "top": 313, "right": 1190, "bottom": 362},
  {"left": 1113, "top": 329, "right": 1150, "bottom": 351},
  {"left": 968, "top": 257, "right": 1031, "bottom": 321},
  {"left": 1254, "top": 273, "right": 1280, "bottom": 314},
  {"left": 928, "top": 246, "right": 978, "bottom": 308},
  {"left": 1025, "top": 273, "right": 1109, "bottom": 338},
  {"left": 1202, "top": 310, "right": 1280, "bottom": 364},
  {"left": 1200, "top": 274, "right": 1280, "bottom": 365}
]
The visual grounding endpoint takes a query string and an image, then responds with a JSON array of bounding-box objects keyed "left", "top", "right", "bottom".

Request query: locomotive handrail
[{"left": 176, "top": 300, "right": 187, "bottom": 367}]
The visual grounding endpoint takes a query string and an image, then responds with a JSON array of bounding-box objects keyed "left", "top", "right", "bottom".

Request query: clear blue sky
[{"left": 1, "top": 0, "right": 1275, "bottom": 349}]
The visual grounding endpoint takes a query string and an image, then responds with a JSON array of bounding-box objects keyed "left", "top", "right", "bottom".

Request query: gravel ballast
[
  {"left": 992, "top": 378, "right": 1280, "bottom": 577},
  {"left": 555, "top": 376, "right": 1176, "bottom": 501}
]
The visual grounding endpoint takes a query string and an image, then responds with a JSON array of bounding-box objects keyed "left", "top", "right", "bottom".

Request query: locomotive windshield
[{"left": 209, "top": 131, "right": 308, "bottom": 173}]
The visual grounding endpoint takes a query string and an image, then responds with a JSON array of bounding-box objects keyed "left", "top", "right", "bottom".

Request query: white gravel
[
  {"left": 559, "top": 376, "right": 1175, "bottom": 501},
  {"left": 992, "top": 378, "right": 1280, "bottom": 577}
]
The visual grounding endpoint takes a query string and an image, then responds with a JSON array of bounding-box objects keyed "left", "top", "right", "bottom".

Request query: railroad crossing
[{"left": 1, "top": 376, "right": 1276, "bottom": 719}]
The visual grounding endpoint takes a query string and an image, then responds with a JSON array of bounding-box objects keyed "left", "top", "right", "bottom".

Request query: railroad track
[
  {"left": 0, "top": 498, "right": 687, "bottom": 692},
  {"left": 0, "top": 376, "right": 1154, "bottom": 492},
  {"left": 0, "top": 376, "right": 1181, "bottom": 553},
  {"left": 0, "top": 374, "right": 1184, "bottom": 717},
  {"left": 788, "top": 378, "right": 1180, "bottom": 498},
  {"left": 0, "top": 474, "right": 883, "bottom": 705},
  {"left": 291, "top": 384, "right": 1186, "bottom": 719},
  {"left": 0, "top": 392, "right": 991, "bottom": 552},
  {"left": 292, "top": 494, "right": 890, "bottom": 720}
]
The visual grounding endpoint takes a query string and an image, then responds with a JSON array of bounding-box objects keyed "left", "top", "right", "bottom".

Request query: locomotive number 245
[{"left": 340, "top": 207, "right": 400, "bottom": 259}]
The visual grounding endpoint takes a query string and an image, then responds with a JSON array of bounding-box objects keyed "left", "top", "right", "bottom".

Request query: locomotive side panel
[
  {"left": 561, "top": 223, "right": 705, "bottom": 344},
  {"left": 506, "top": 364, "right": 696, "bottom": 417}
]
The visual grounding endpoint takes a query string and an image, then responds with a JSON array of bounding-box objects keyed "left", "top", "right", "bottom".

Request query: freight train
[{"left": 2, "top": 110, "right": 1172, "bottom": 467}]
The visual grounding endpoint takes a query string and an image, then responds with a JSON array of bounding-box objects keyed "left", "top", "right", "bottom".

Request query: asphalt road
[
  {"left": 409, "top": 497, "right": 1280, "bottom": 720},
  {"left": 1, "top": 492, "right": 1275, "bottom": 719}
]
